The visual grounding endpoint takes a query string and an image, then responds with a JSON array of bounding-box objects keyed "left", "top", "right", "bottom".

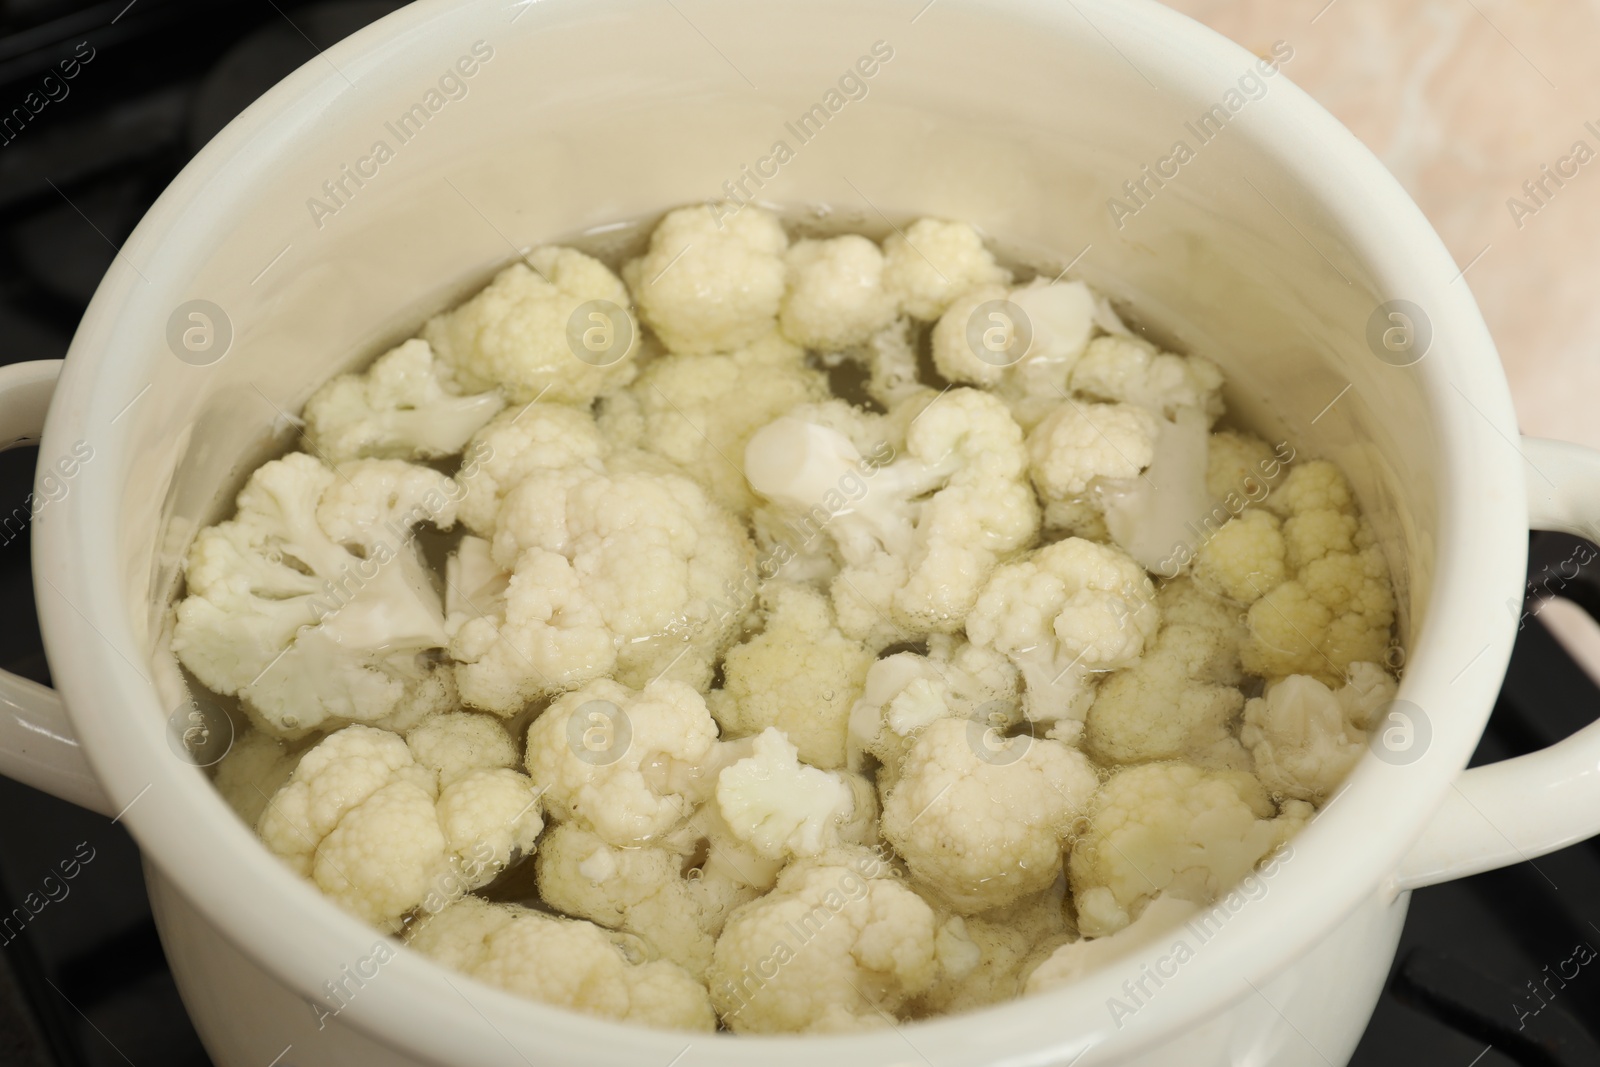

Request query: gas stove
[{"left": 0, "top": 3, "right": 1594, "bottom": 1064}]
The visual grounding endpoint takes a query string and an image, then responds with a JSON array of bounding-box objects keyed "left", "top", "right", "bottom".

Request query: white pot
[{"left": 0, "top": 1, "right": 1595, "bottom": 1063}]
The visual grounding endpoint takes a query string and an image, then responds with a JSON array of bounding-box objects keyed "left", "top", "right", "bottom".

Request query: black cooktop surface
[{"left": 0, "top": 3, "right": 1595, "bottom": 1064}]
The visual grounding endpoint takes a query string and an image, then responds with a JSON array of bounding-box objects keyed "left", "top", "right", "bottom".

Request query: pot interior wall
[{"left": 119, "top": 0, "right": 1434, "bottom": 671}]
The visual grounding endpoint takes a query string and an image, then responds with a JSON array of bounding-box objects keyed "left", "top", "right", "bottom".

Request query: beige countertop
[{"left": 1167, "top": 0, "right": 1600, "bottom": 451}]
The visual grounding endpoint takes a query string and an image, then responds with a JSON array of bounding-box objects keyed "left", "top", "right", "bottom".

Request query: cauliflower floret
[
  {"left": 881, "top": 218, "right": 1010, "bottom": 321},
  {"left": 741, "top": 393, "right": 909, "bottom": 587},
  {"left": 302, "top": 339, "right": 506, "bottom": 463},
  {"left": 406, "top": 711, "right": 518, "bottom": 786},
  {"left": 1088, "top": 639, "right": 1248, "bottom": 771},
  {"left": 600, "top": 332, "right": 827, "bottom": 516},
  {"left": 966, "top": 538, "right": 1159, "bottom": 735},
  {"left": 536, "top": 820, "right": 751, "bottom": 979},
  {"left": 780, "top": 235, "right": 899, "bottom": 350},
  {"left": 746, "top": 388, "right": 1038, "bottom": 644},
  {"left": 1084, "top": 581, "right": 1251, "bottom": 770},
  {"left": 1070, "top": 335, "right": 1224, "bottom": 421},
  {"left": 881, "top": 717, "right": 1098, "bottom": 912},
  {"left": 1028, "top": 400, "right": 1160, "bottom": 503},
  {"left": 446, "top": 541, "right": 612, "bottom": 713},
  {"left": 928, "top": 283, "right": 1009, "bottom": 387},
  {"left": 1263, "top": 457, "right": 1356, "bottom": 518},
  {"left": 1246, "top": 550, "right": 1396, "bottom": 681},
  {"left": 1036, "top": 335, "right": 1225, "bottom": 573},
  {"left": 1024, "top": 894, "right": 1199, "bottom": 995},
  {"left": 1206, "top": 429, "right": 1287, "bottom": 504},
  {"left": 917, "top": 882, "right": 1073, "bottom": 1014},
  {"left": 715, "top": 728, "right": 877, "bottom": 861},
  {"left": 212, "top": 729, "right": 298, "bottom": 828},
  {"left": 524, "top": 678, "right": 720, "bottom": 846},
  {"left": 623, "top": 204, "right": 788, "bottom": 355},
  {"left": 453, "top": 402, "right": 608, "bottom": 535},
  {"left": 1096, "top": 405, "right": 1214, "bottom": 575},
  {"left": 1242, "top": 661, "right": 1397, "bottom": 801},
  {"left": 708, "top": 850, "right": 938, "bottom": 1032},
  {"left": 407, "top": 897, "right": 715, "bottom": 1030},
  {"left": 172, "top": 453, "right": 459, "bottom": 738},
  {"left": 846, "top": 634, "right": 1021, "bottom": 780},
  {"left": 931, "top": 281, "right": 1097, "bottom": 409},
  {"left": 257, "top": 724, "right": 543, "bottom": 928},
  {"left": 1284, "top": 507, "right": 1361, "bottom": 571},
  {"left": 707, "top": 582, "right": 875, "bottom": 769},
  {"left": 1067, "top": 762, "right": 1308, "bottom": 937},
  {"left": 1001, "top": 280, "right": 1103, "bottom": 428},
  {"left": 1193, "top": 508, "right": 1288, "bottom": 604},
  {"left": 423, "top": 247, "right": 638, "bottom": 403},
  {"left": 1227, "top": 462, "right": 1397, "bottom": 682},
  {"left": 450, "top": 459, "right": 754, "bottom": 713}
]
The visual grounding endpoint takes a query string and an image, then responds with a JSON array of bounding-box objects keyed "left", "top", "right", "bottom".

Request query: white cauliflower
[
  {"left": 423, "top": 247, "right": 638, "bottom": 403},
  {"left": 597, "top": 332, "right": 827, "bottom": 516},
  {"left": 1067, "top": 762, "right": 1308, "bottom": 937},
  {"left": 1096, "top": 405, "right": 1214, "bottom": 575},
  {"left": 302, "top": 339, "right": 505, "bottom": 463},
  {"left": 1206, "top": 429, "right": 1288, "bottom": 503},
  {"left": 536, "top": 820, "right": 753, "bottom": 979},
  {"left": 1242, "top": 661, "right": 1397, "bottom": 801},
  {"left": 1034, "top": 334, "right": 1225, "bottom": 571},
  {"left": 880, "top": 717, "right": 1099, "bottom": 912},
  {"left": 1192, "top": 508, "right": 1287, "bottom": 603},
  {"left": 449, "top": 457, "right": 754, "bottom": 713},
  {"left": 966, "top": 538, "right": 1159, "bottom": 736},
  {"left": 256, "top": 722, "right": 543, "bottom": 928},
  {"left": 523, "top": 678, "right": 720, "bottom": 846},
  {"left": 846, "top": 634, "right": 1021, "bottom": 780},
  {"left": 931, "top": 281, "right": 1098, "bottom": 421},
  {"left": 406, "top": 711, "right": 519, "bottom": 785},
  {"left": 623, "top": 204, "right": 788, "bottom": 355},
  {"left": 191, "top": 211, "right": 1395, "bottom": 1033},
  {"left": 1084, "top": 579, "right": 1251, "bottom": 769},
  {"left": 453, "top": 402, "right": 608, "bottom": 535},
  {"left": 708, "top": 849, "right": 938, "bottom": 1033},
  {"left": 173, "top": 453, "right": 459, "bottom": 738},
  {"left": 745, "top": 388, "right": 1038, "bottom": 644},
  {"left": 917, "top": 882, "right": 1073, "bottom": 1014},
  {"left": 707, "top": 581, "right": 875, "bottom": 770},
  {"left": 1025, "top": 894, "right": 1199, "bottom": 995},
  {"left": 1070, "top": 334, "right": 1225, "bottom": 421},
  {"left": 928, "top": 282, "right": 1008, "bottom": 386},
  {"left": 1027, "top": 399, "right": 1160, "bottom": 509},
  {"left": 1197, "top": 461, "right": 1396, "bottom": 682},
  {"left": 407, "top": 897, "right": 715, "bottom": 1030},
  {"left": 1003, "top": 280, "right": 1101, "bottom": 420},
  {"left": 716, "top": 728, "right": 877, "bottom": 861},
  {"left": 779, "top": 235, "right": 899, "bottom": 350},
  {"left": 881, "top": 218, "right": 1010, "bottom": 321}
]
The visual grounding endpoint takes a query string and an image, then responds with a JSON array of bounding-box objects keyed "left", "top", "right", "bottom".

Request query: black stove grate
[{"left": 0, "top": 3, "right": 1596, "bottom": 1064}]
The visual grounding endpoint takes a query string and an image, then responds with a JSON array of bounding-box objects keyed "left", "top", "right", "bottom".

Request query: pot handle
[
  {"left": 0, "top": 360, "right": 112, "bottom": 818},
  {"left": 1395, "top": 436, "right": 1600, "bottom": 890}
]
